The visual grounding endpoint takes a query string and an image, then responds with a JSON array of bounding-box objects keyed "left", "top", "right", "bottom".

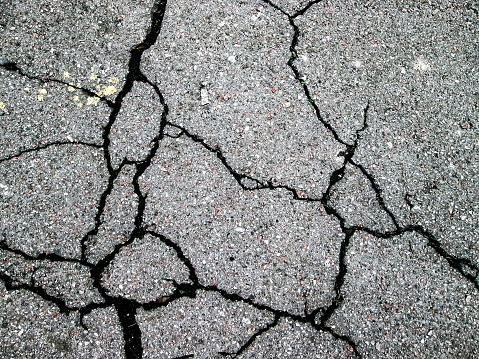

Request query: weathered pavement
[{"left": 0, "top": 0, "right": 478, "bottom": 358}]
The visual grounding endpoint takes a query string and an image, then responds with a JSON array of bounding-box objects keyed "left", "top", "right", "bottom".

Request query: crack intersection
[{"left": 0, "top": 0, "right": 477, "bottom": 358}]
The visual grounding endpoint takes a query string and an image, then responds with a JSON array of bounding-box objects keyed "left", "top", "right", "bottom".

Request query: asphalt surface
[{"left": 0, "top": 0, "right": 478, "bottom": 358}]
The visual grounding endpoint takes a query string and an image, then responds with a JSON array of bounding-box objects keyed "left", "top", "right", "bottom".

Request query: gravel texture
[
  {"left": 0, "top": 69, "right": 110, "bottom": 160},
  {"left": 138, "top": 289, "right": 274, "bottom": 358},
  {"left": 0, "top": 282, "right": 123, "bottom": 358},
  {"left": 141, "top": 0, "right": 345, "bottom": 198},
  {"left": 85, "top": 165, "right": 138, "bottom": 265},
  {"left": 0, "top": 0, "right": 151, "bottom": 82},
  {"left": 0, "top": 0, "right": 477, "bottom": 358},
  {"left": 0, "top": 145, "right": 108, "bottom": 258},
  {"left": 141, "top": 135, "right": 342, "bottom": 315},
  {"left": 109, "top": 82, "right": 165, "bottom": 170},
  {"left": 237, "top": 317, "right": 355, "bottom": 359},
  {"left": 295, "top": 0, "right": 479, "bottom": 266},
  {"left": 329, "top": 231, "right": 479, "bottom": 358},
  {"left": 103, "top": 233, "right": 191, "bottom": 303},
  {"left": 329, "top": 164, "right": 395, "bottom": 232}
]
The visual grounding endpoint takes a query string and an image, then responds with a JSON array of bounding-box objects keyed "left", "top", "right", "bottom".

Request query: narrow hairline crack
[
  {"left": 0, "top": 62, "right": 115, "bottom": 108},
  {"left": 143, "top": 0, "right": 478, "bottom": 355},
  {"left": 0, "top": 140, "right": 103, "bottom": 164},
  {"left": 1, "top": 1, "right": 477, "bottom": 358}
]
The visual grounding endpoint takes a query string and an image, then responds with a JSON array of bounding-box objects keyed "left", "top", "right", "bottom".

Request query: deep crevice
[
  {"left": 115, "top": 300, "right": 142, "bottom": 359},
  {"left": 0, "top": 1, "right": 477, "bottom": 358}
]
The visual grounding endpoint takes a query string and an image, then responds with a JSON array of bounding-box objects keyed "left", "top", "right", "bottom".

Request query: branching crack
[{"left": 0, "top": 1, "right": 477, "bottom": 358}]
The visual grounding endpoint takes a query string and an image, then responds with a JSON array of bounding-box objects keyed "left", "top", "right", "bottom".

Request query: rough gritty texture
[
  {"left": 237, "top": 318, "right": 355, "bottom": 358},
  {"left": 270, "top": 0, "right": 316, "bottom": 15},
  {"left": 0, "top": 0, "right": 477, "bottom": 358},
  {"left": 103, "top": 233, "right": 191, "bottom": 303},
  {"left": 141, "top": 135, "right": 341, "bottom": 315},
  {"left": 85, "top": 165, "right": 138, "bottom": 265},
  {"left": 138, "top": 290, "right": 275, "bottom": 358},
  {"left": 0, "top": 70, "right": 110, "bottom": 160},
  {"left": 0, "top": 145, "right": 108, "bottom": 258},
  {"left": 329, "top": 231, "right": 479, "bottom": 358},
  {"left": 0, "top": 283, "right": 123, "bottom": 359},
  {"left": 141, "top": 0, "right": 345, "bottom": 197},
  {"left": 0, "top": 0, "right": 151, "bottom": 82},
  {"left": 109, "top": 82, "right": 164, "bottom": 169},
  {"left": 295, "top": 0, "right": 479, "bottom": 266},
  {"left": 329, "top": 164, "right": 395, "bottom": 232}
]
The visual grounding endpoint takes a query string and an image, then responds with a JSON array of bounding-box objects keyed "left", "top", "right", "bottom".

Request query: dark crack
[
  {"left": 115, "top": 300, "right": 142, "bottom": 359},
  {"left": 91, "top": 2, "right": 169, "bottom": 358},
  {"left": 146, "top": 231, "right": 198, "bottom": 284},
  {"left": 0, "top": 240, "right": 93, "bottom": 268},
  {"left": 262, "top": 0, "right": 479, "bottom": 328},
  {"left": 0, "top": 62, "right": 115, "bottom": 108},
  {"left": 0, "top": 141, "right": 103, "bottom": 164},
  {"left": 218, "top": 314, "right": 280, "bottom": 357},
  {"left": 0, "top": 0, "right": 477, "bottom": 358},
  {"left": 2, "top": 1, "right": 169, "bottom": 358}
]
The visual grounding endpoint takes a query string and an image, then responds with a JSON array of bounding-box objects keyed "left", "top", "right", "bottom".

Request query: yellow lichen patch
[
  {"left": 77, "top": 102, "right": 83, "bottom": 108},
  {"left": 0, "top": 102, "right": 8, "bottom": 114},
  {"left": 90, "top": 73, "right": 98, "bottom": 81},
  {"left": 73, "top": 95, "right": 79, "bottom": 102},
  {"left": 109, "top": 77, "right": 119, "bottom": 84},
  {"left": 63, "top": 71, "right": 70, "bottom": 78},
  {"left": 86, "top": 96, "right": 100, "bottom": 106},
  {"left": 68, "top": 86, "right": 76, "bottom": 92},
  {"left": 94, "top": 84, "right": 117, "bottom": 97},
  {"left": 38, "top": 88, "right": 47, "bottom": 102},
  {"left": 24, "top": 87, "right": 30, "bottom": 92},
  {"left": 95, "top": 84, "right": 104, "bottom": 97},
  {"left": 102, "top": 85, "right": 116, "bottom": 96}
]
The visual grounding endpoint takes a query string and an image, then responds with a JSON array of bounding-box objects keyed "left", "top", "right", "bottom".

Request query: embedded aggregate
[{"left": 0, "top": 0, "right": 477, "bottom": 358}]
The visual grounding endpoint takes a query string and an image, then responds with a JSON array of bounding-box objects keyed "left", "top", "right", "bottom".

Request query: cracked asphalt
[{"left": 0, "top": 0, "right": 478, "bottom": 358}]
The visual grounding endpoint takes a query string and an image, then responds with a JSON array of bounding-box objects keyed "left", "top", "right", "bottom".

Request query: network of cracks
[{"left": 0, "top": 0, "right": 478, "bottom": 358}]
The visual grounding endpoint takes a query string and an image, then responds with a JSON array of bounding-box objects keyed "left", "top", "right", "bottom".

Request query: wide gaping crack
[
  {"left": 1, "top": 1, "right": 169, "bottom": 358},
  {"left": 0, "top": 0, "right": 477, "bottom": 358},
  {"left": 141, "top": 0, "right": 477, "bottom": 354}
]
